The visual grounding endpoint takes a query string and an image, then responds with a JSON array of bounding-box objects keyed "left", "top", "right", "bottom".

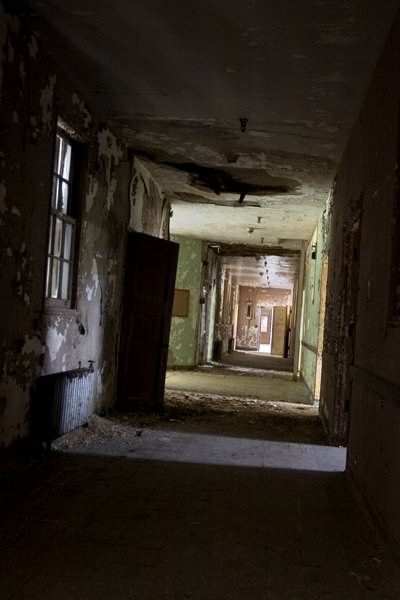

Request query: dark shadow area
[{"left": 1, "top": 451, "right": 400, "bottom": 599}]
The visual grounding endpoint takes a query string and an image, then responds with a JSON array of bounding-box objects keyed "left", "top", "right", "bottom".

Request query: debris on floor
[{"left": 51, "top": 389, "right": 325, "bottom": 452}]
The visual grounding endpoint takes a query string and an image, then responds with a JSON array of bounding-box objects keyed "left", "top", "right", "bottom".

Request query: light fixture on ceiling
[{"left": 247, "top": 227, "right": 254, "bottom": 234}]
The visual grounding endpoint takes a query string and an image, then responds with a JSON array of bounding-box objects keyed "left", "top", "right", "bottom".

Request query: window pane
[
  {"left": 58, "top": 181, "right": 69, "bottom": 213},
  {"left": 51, "top": 177, "right": 58, "bottom": 209},
  {"left": 63, "top": 223, "right": 73, "bottom": 260},
  {"left": 53, "top": 217, "right": 63, "bottom": 257},
  {"left": 48, "top": 215, "right": 54, "bottom": 254},
  {"left": 46, "top": 257, "right": 51, "bottom": 296},
  {"left": 51, "top": 258, "right": 60, "bottom": 298},
  {"left": 61, "top": 262, "right": 70, "bottom": 300},
  {"left": 54, "top": 135, "right": 61, "bottom": 174},
  {"left": 61, "top": 141, "right": 72, "bottom": 180}
]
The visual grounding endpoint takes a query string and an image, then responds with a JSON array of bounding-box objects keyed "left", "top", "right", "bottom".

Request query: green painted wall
[
  {"left": 301, "top": 208, "right": 329, "bottom": 398},
  {"left": 168, "top": 236, "right": 203, "bottom": 367}
]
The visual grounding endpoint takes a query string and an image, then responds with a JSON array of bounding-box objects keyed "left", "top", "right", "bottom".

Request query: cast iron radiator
[{"left": 33, "top": 364, "right": 96, "bottom": 445}]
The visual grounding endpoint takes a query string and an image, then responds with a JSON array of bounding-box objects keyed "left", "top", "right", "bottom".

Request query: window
[
  {"left": 246, "top": 301, "right": 253, "bottom": 319},
  {"left": 45, "top": 126, "right": 80, "bottom": 308}
]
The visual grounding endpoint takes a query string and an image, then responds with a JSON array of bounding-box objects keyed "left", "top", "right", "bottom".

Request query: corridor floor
[
  {"left": 165, "top": 365, "right": 312, "bottom": 405},
  {"left": 221, "top": 350, "right": 293, "bottom": 372},
  {"left": 2, "top": 411, "right": 400, "bottom": 599}
]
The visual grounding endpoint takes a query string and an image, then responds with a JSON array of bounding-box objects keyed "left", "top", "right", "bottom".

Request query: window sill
[{"left": 43, "top": 303, "right": 80, "bottom": 319}]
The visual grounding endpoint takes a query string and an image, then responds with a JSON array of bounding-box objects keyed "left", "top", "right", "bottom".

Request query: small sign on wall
[{"left": 172, "top": 289, "right": 190, "bottom": 317}]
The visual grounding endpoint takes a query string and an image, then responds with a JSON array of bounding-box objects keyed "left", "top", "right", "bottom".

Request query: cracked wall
[{"left": 0, "top": 0, "right": 170, "bottom": 447}]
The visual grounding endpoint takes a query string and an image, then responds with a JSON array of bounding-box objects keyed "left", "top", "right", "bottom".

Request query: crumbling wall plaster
[
  {"left": 129, "top": 158, "right": 170, "bottom": 239},
  {"left": 0, "top": 0, "right": 154, "bottom": 447},
  {"left": 0, "top": 0, "right": 60, "bottom": 447}
]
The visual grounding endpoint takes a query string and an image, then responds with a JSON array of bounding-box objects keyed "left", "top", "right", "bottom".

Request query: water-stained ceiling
[
  {"left": 24, "top": 0, "right": 400, "bottom": 247},
  {"left": 222, "top": 255, "right": 299, "bottom": 291}
]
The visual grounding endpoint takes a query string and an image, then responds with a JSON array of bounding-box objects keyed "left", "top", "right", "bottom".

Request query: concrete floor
[
  {"left": 1, "top": 412, "right": 400, "bottom": 599},
  {"left": 165, "top": 366, "right": 312, "bottom": 405},
  {"left": 222, "top": 350, "right": 293, "bottom": 372}
]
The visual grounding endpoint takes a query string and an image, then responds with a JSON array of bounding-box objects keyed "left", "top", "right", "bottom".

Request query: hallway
[
  {"left": 2, "top": 415, "right": 400, "bottom": 599},
  {"left": 3, "top": 0, "right": 400, "bottom": 594}
]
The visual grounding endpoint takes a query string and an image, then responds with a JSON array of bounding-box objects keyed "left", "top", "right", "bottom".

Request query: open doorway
[
  {"left": 258, "top": 306, "right": 272, "bottom": 353},
  {"left": 235, "top": 289, "right": 291, "bottom": 358},
  {"left": 202, "top": 252, "right": 300, "bottom": 373}
]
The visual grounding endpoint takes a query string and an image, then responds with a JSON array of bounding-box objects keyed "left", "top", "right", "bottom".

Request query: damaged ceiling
[
  {"left": 23, "top": 0, "right": 400, "bottom": 246},
  {"left": 222, "top": 255, "right": 299, "bottom": 291}
]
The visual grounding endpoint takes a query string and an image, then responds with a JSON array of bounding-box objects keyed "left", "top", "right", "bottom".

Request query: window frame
[
  {"left": 45, "top": 122, "right": 82, "bottom": 311},
  {"left": 389, "top": 124, "right": 400, "bottom": 327}
]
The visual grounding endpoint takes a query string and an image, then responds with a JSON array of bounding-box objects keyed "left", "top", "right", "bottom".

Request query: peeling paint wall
[
  {"left": 168, "top": 236, "right": 203, "bottom": 368},
  {"left": 0, "top": 2, "right": 57, "bottom": 446},
  {"left": 0, "top": 0, "right": 169, "bottom": 447},
  {"left": 129, "top": 158, "right": 170, "bottom": 239},
  {"left": 300, "top": 203, "right": 331, "bottom": 399},
  {"left": 321, "top": 10, "right": 400, "bottom": 556}
]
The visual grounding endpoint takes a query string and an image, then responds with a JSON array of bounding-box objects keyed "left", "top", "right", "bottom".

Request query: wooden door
[
  {"left": 117, "top": 232, "right": 179, "bottom": 410},
  {"left": 271, "top": 306, "right": 287, "bottom": 357}
]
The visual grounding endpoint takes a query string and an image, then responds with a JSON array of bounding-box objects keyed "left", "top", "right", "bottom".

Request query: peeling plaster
[
  {"left": 39, "top": 75, "right": 56, "bottom": 134},
  {"left": 14, "top": 243, "right": 33, "bottom": 303},
  {"left": 86, "top": 258, "right": 99, "bottom": 301},
  {"left": 28, "top": 34, "right": 39, "bottom": 59},
  {"left": 22, "top": 334, "right": 43, "bottom": 357},
  {"left": 71, "top": 92, "right": 92, "bottom": 129},
  {"left": 129, "top": 158, "right": 168, "bottom": 238},
  {"left": 86, "top": 175, "right": 99, "bottom": 212},
  {"left": 0, "top": 5, "right": 19, "bottom": 100},
  {"left": 106, "top": 257, "right": 118, "bottom": 307},
  {"left": 106, "top": 177, "right": 117, "bottom": 212},
  {"left": 47, "top": 326, "right": 66, "bottom": 362},
  {"left": 129, "top": 172, "right": 144, "bottom": 232},
  {"left": 97, "top": 128, "right": 123, "bottom": 210}
]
